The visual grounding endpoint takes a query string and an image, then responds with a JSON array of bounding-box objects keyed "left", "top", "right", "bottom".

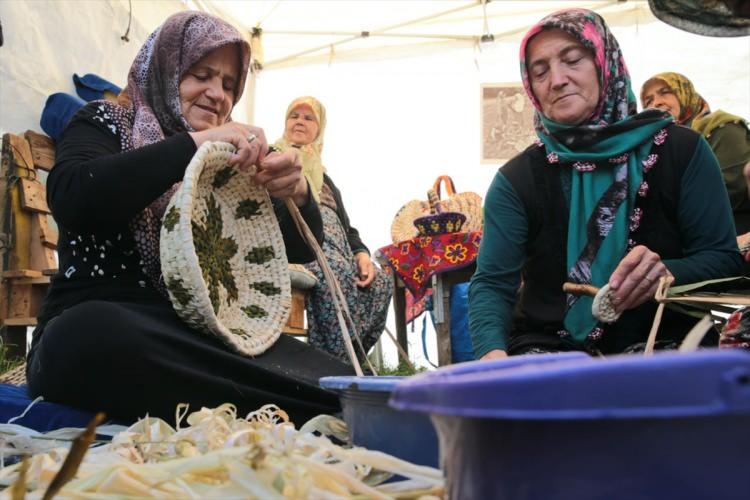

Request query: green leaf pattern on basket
[
  {"left": 212, "top": 166, "right": 237, "bottom": 189},
  {"left": 245, "top": 246, "right": 275, "bottom": 265},
  {"left": 230, "top": 327, "right": 247, "bottom": 337},
  {"left": 166, "top": 276, "right": 191, "bottom": 308},
  {"left": 192, "top": 193, "right": 239, "bottom": 313},
  {"left": 236, "top": 199, "right": 262, "bottom": 219},
  {"left": 163, "top": 205, "right": 180, "bottom": 232},
  {"left": 251, "top": 281, "right": 281, "bottom": 296},
  {"left": 242, "top": 304, "right": 268, "bottom": 318}
]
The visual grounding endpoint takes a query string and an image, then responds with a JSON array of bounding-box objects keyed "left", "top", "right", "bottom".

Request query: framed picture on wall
[{"left": 480, "top": 83, "right": 537, "bottom": 164}]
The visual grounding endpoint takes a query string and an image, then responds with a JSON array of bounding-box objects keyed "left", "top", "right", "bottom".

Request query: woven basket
[
  {"left": 0, "top": 363, "right": 26, "bottom": 386},
  {"left": 414, "top": 211, "right": 466, "bottom": 236},
  {"left": 432, "top": 175, "right": 483, "bottom": 234},
  {"left": 390, "top": 175, "right": 483, "bottom": 243},
  {"left": 160, "top": 141, "right": 291, "bottom": 356},
  {"left": 390, "top": 199, "right": 431, "bottom": 243}
]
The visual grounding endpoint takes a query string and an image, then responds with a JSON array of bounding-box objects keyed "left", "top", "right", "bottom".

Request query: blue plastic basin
[
  {"left": 390, "top": 350, "right": 750, "bottom": 499},
  {"left": 319, "top": 376, "right": 439, "bottom": 468}
]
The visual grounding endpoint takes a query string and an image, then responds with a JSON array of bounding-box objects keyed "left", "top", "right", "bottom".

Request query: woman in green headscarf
[
  {"left": 641, "top": 72, "right": 750, "bottom": 234},
  {"left": 469, "top": 9, "right": 742, "bottom": 360},
  {"left": 273, "top": 96, "right": 393, "bottom": 363}
]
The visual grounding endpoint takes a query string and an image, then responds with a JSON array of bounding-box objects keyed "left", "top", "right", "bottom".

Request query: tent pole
[{"left": 247, "top": 68, "right": 257, "bottom": 124}]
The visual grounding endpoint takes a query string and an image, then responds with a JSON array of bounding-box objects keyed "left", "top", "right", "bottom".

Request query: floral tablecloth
[{"left": 376, "top": 231, "right": 482, "bottom": 301}]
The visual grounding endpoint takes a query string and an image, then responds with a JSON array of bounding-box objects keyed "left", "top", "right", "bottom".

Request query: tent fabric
[
  {"left": 648, "top": 0, "right": 750, "bottom": 37},
  {"left": 204, "top": 0, "right": 655, "bottom": 70},
  {"left": 2, "top": 0, "right": 748, "bottom": 133},
  {"left": 0, "top": 0, "right": 185, "bottom": 136}
]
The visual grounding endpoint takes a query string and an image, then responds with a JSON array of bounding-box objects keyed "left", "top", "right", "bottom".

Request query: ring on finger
[{"left": 247, "top": 133, "right": 256, "bottom": 144}]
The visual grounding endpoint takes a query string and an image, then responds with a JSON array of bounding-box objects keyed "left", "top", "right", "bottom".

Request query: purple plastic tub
[{"left": 390, "top": 350, "right": 750, "bottom": 500}]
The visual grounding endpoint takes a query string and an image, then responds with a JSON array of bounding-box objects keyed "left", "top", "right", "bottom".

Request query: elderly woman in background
[
  {"left": 273, "top": 97, "right": 393, "bottom": 363},
  {"left": 26, "top": 12, "right": 352, "bottom": 425},
  {"left": 640, "top": 72, "right": 750, "bottom": 235},
  {"left": 469, "top": 9, "right": 742, "bottom": 359}
]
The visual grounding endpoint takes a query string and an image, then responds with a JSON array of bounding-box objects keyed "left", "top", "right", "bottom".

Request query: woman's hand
[
  {"left": 354, "top": 252, "right": 376, "bottom": 287},
  {"left": 255, "top": 149, "right": 309, "bottom": 206},
  {"left": 608, "top": 245, "right": 672, "bottom": 313},
  {"left": 737, "top": 232, "right": 750, "bottom": 261},
  {"left": 188, "top": 122, "right": 268, "bottom": 171},
  {"left": 480, "top": 349, "right": 508, "bottom": 361}
]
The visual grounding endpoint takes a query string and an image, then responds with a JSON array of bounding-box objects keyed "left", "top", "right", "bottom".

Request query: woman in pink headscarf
[{"left": 26, "top": 11, "right": 352, "bottom": 425}]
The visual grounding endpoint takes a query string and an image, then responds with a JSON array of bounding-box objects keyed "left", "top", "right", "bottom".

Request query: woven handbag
[
  {"left": 160, "top": 141, "right": 291, "bottom": 356},
  {"left": 390, "top": 175, "right": 483, "bottom": 243},
  {"left": 431, "top": 175, "right": 483, "bottom": 233}
]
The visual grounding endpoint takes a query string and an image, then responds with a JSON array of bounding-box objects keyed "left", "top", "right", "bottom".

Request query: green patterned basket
[{"left": 160, "top": 141, "right": 291, "bottom": 356}]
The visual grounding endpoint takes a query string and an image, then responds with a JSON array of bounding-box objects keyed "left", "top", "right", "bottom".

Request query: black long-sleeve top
[
  {"left": 322, "top": 173, "right": 368, "bottom": 255},
  {"left": 36, "top": 103, "right": 323, "bottom": 328}
]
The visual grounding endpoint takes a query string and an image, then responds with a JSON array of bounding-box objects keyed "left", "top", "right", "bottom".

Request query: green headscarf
[{"left": 520, "top": 9, "right": 673, "bottom": 343}]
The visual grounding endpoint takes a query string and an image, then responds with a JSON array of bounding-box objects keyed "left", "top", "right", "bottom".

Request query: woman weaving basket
[
  {"left": 273, "top": 97, "right": 393, "bottom": 363},
  {"left": 469, "top": 8, "right": 743, "bottom": 359},
  {"left": 26, "top": 11, "right": 352, "bottom": 424}
]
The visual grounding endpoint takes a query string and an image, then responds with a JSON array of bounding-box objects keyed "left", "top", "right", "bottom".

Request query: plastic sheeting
[{"left": 0, "top": 0, "right": 185, "bottom": 135}]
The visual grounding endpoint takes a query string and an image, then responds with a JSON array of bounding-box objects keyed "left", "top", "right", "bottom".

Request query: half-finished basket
[{"left": 160, "top": 141, "right": 291, "bottom": 356}]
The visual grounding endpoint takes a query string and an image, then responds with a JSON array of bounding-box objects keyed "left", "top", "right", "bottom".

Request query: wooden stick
[
  {"left": 645, "top": 276, "right": 675, "bottom": 355},
  {"left": 562, "top": 282, "right": 600, "bottom": 297},
  {"left": 644, "top": 301, "right": 666, "bottom": 356},
  {"left": 679, "top": 315, "right": 714, "bottom": 352},
  {"left": 383, "top": 325, "right": 415, "bottom": 371},
  {"left": 657, "top": 294, "right": 750, "bottom": 306},
  {"left": 283, "top": 198, "right": 372, "bottom": 376},
  {"left": 42, "top": 412, "right": 105, "bottom": 500}
]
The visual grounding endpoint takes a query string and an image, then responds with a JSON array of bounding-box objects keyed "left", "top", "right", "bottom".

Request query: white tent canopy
[{"left": 1, "top": 0, "right": 749, "bottom": 366}]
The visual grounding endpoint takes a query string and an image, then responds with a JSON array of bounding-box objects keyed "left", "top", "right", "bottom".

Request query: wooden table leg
[
  {"left": 432, "top": 265, "right": 477, "bottom": 367},
  {"left": 434, "top": 274, "right": 452, "bottom": 366},
  {"left": 393, "top": 277, "right": 408, "bottom": 358}
]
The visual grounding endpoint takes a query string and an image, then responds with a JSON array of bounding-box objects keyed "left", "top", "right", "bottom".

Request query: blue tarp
[{"left": 0, "top": 384, "right": 98, "bottom": 432}]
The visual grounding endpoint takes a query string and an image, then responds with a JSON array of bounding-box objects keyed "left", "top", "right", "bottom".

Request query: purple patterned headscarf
[{"left": 105, "top": 11, "right": 250, "bottom": 295}]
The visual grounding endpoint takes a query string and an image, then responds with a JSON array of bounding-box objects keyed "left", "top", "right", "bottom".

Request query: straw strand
[{"left": 283, "top": 198, "right": 373, "bottom": 376}]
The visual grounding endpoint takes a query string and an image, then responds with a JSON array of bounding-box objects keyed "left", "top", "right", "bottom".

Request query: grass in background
[
  {"left": 378, "top": 361, "right": 427, "bottom": 377},
  {"left": 0, "top": 340, "right": 24, "bottom": 374}
]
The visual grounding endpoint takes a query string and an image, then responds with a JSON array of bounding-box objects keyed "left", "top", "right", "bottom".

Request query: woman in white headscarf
[{"left": 274, "top": 96, "right": 393, "bottom": 363}]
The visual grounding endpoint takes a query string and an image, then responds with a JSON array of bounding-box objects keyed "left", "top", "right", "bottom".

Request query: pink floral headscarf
[{"left": 519, "top": 8, "right": 636, "bottom": 133}]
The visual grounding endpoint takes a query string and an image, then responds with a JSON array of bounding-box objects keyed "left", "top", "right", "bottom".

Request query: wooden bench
[{"left": 0, "top": 131, "right": 57, "bottom": 360}]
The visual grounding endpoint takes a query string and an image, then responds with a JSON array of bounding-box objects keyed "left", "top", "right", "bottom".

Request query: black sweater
[
  {"left": 36, "top": 104, "right": 323, "bottom": 328},
  {"left": 322, "top": 173, "right": 368, "bottom": 255}
]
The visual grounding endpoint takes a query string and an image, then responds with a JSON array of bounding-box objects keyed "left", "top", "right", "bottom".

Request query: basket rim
[{"left": 160, "top": 141, "right": 290, "bottom": 356}]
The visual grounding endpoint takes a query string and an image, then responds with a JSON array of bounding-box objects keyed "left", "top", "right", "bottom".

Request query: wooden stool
[{"left": 283, "top": 264, "right": 317, "bottom": 336}]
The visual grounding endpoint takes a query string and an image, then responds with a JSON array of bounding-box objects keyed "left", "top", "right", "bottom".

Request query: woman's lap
[
  {"left": 27, "top": 300, "right": 352, "bottom": 425},
  {"left": 304, "top": 207, "right": 392, "bottom": 361}
]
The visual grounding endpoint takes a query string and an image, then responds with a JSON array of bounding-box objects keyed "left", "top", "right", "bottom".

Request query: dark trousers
[{"left": 26, "top": 300, "right": 353, "bottom": 425}]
